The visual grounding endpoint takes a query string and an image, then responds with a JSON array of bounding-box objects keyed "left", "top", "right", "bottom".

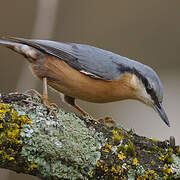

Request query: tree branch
[{"left": 0, "top": 93, "right": 179, "bottom": 180}]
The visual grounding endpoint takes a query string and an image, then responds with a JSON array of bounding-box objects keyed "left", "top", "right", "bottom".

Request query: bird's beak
[{"left": 154, "top": 103, "right": 170, "bottom": 127}]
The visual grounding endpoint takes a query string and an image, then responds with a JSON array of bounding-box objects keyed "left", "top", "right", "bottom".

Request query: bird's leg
[
  {"left": 40, "top": 77, "right": 58, "bottom": 117},
  {"left": 64, "top": 95, "right": 91, "bottom": 118},
  {"left": 64, "top": 95, "right": 115, "bottom": 124},
  {"left": 42, "top": 77, "right": 58, "bottom": 110},
  {"left": 42, "top": 77, "right": 49, "bottom": 107},
  {"left": 24, "top": 78, "right": 58, "bottom": 115}
]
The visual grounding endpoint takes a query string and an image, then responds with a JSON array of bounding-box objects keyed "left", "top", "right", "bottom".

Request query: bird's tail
[{"left": 0, "top": 36, "right": 39, "bottom": 60}]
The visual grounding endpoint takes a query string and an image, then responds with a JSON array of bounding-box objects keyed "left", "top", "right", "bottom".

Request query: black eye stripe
[
  {"left": 146, "top": 87, "right": 160, "bottom": 108},
  {"left": 116, "top": 63, "right": 160, "bottom": 106}
]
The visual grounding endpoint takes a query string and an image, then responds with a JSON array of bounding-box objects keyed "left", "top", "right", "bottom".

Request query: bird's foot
[
  {"left": 97, "top": 116, "right": 116, "bottom": 125},
  {"left": 82, "top": 113, "right": 94, "bottom": 121},
  {"left": 24, "top": 89, "right": 43, "bottom": 99},
  {"left": 43, "top": 99, "right": 58, "bottom": 118},
  {"left": 24, "top": 89, "right": 58, "bottom": 118},
  {"left": 83, "top": 114, "right": 115, "bottom": 126}
]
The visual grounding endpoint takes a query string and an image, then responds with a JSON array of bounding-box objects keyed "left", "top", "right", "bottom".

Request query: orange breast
[{"left": 31, "top": 55, "right": 135, "bottom": 103}]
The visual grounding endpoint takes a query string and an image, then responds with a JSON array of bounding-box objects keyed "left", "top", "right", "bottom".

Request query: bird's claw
[
  {"left": 97, "top": 116, "right": 116, "bottom": 125},
  {"left": 82, "top": 113, "right": 94, "bottom": 121},
  {"left": 24, "top": 89, "right": 58, "bottom": 119}
]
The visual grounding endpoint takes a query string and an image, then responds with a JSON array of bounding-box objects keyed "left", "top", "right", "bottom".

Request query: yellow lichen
[
  {"left": 95, "top": 159, "right": 126, "bottom": 178},
  {"left": 178, "top": 147, "right": 180, "bottom": 153},
  {"left": 113, "top": 129, "right": 119, "bottom": 136},
  {"left": 112, "top": 129, "right": 123, "bottom": 142},
  {"left": 163, "top": 164, "right": 173, "bottom": 179},
  {"left": 7, "top": 128, "right": 20, "bottom": 139},
  {"left": 144, "top": 170, "right": 158, "bottom": 179},
  {"left": 118, "top": 151, "right": 126, "bottom": 160},
  {"left": 28, "top": 162, "right": 38, "bottom": 170},
  {"left": 126, "top": 141, "right": 136, "bottom": 156},
  {"left": 117, "top": 141, "right": 136, "bottom": 158},
  {"left": 142, "top": 149, "right": 153, "bottom": 154},
  {"left": 0, "top": 103, "right": 37, "bottom": 171},
  {"left": 103, "top": 164, "right": 109, "bottom": 172},
  {"left": 96, "top": 160, "right": 110, "bottom": 174},
  {"left": 0, "top": 104, "right": 10, "bottom": 119},
  {"left": 9, "top": 156, "right": 14, "bottom": 160},
  {"left": 96, "top": 160, "right": 102, "bottom": 168},
  {"left": 151, "top": 160, "right": 155, "bottom": 166},
  {"left": 89, "top": 171, "right": 93, "bottom": 178},
  {"left": 132, "top": 157, "right": 139, "bottom": 166},
  {"left": 177, "top": 147, "right": 180, "bottom": 156},
  {"left": 163, "top": 164, "right": 172, "bottom": 174},
  {"left": 149, "top": 137, "right": 158, "bottom": 143},
  {"left": 105, "top": 143, "right": 112, "bottom": 152},
  {"left": 111, "top": 166, "right": 116, "bottom": 173},
  {"left": 111, "top": 165, "right": 123, "bottom": 175},
  {"left": 0, "top": 123, "right": 3, "bottom": 128},
  {"left": 159, "top": 148, "right": 174, "bottom": 163},
  {"left": 11, "top": 108, "right": 18, "bottom": 120}
]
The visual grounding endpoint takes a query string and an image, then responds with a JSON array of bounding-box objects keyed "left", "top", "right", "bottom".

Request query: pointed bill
[{"left": 154, "top": 104, "right": 170, "bottom": 127}]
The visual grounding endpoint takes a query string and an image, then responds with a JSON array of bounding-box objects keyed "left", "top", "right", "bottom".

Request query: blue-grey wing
[{"left": 2, "top": 37, "right": 133, "bottom": 80}]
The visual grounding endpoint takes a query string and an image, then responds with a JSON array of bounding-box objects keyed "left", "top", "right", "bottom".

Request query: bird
[{"left": 0, "top": 36, "right": 170, "bottom": 127}]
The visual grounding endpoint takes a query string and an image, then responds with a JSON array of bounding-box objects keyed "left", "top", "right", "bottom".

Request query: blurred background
[{"left": 0, "top": 0, "right": 179, "bottom": 179}]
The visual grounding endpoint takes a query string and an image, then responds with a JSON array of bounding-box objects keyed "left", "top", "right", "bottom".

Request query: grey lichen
[
  {"left": 13, "top": 96, "right": 104, "bottom": 180},
  {"left": 171, "top": 154, "right": 180, "bottom": 178}
]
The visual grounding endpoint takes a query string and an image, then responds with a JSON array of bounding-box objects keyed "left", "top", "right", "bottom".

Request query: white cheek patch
[
  {"left": 131, "top": 74, "right": 153, "bottom": 106},
  {"left": 136, "top": 86, "right": 153, "bottom": 106},
  {"left": 130, "top": 74, "right": 138, "bottom": 88},
  {"left": 140, "top": 87, "right": 151, "bottom": 99}
]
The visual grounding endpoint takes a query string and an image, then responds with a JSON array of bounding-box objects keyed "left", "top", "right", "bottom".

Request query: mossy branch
[{"left": 0, "top": 93, "right": 179, "bottom": 180}]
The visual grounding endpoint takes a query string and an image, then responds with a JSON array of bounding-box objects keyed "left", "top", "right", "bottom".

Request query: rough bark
[{"left": 0, "top": 93, "right": 179, "bottom": 180}]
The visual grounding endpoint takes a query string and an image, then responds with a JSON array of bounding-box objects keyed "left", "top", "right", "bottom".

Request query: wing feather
[{"left": 1, "top": 37, "right": 131, "bottom": 80}]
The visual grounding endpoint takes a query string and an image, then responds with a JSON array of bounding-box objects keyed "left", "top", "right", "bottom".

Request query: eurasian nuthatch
[{"left": 0, "top": 37, "right": 170, "bottom": 127}]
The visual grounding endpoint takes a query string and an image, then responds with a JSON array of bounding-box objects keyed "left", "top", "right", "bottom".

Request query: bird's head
[{"left": 126, "top": 65, "right": 170, "bottom": 127}]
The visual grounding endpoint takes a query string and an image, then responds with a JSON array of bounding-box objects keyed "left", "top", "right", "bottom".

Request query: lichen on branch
[{"left": 0, "top": 93, "right": 179, "bottom": 180}]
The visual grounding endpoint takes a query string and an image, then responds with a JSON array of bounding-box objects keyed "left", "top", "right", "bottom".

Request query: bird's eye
[
  {"left": 146, "top": 85, "right": 152, "bottom": 94},
  {"left": 148, "top": 88, "right": 161, "bottom": 108}
]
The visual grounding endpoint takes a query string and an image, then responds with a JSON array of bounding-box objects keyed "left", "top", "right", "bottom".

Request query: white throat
[{"left": 130, "top": 74, "right": 153, "bottom": 106}]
